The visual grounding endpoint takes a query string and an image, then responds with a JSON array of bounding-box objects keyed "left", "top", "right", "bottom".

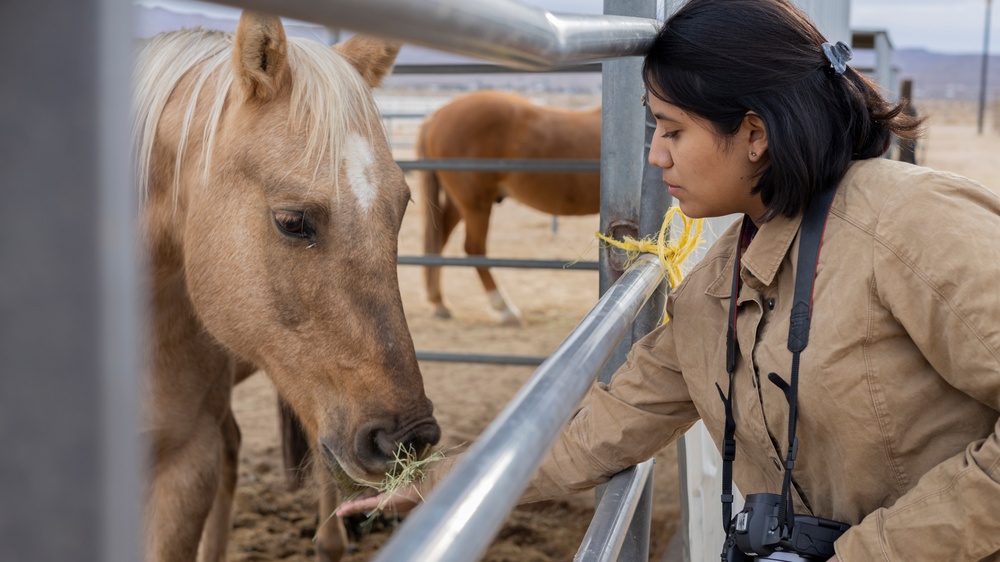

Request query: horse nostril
[
  {"left": 403, "top": 421, "right": 442, "bottom": 454},
  {"left": 361, "top": 427, "right": 394, "bottom": 466},
  {"left": 365, "top": 419, "right": 442, "bottom": 466}
]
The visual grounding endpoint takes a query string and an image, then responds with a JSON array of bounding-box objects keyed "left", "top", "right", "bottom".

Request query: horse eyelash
[{"left": 273, "top": 210, "right": 317, "bottom": 245}]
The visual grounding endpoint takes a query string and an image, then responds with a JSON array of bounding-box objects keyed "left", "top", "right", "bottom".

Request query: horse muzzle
[{"left": 319, "top": 415, "right": 441, "bottom": 486}]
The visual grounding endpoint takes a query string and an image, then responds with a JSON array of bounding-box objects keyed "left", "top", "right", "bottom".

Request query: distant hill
[{"left": 889, "top": 48, "right": 999, "bottom": 101}]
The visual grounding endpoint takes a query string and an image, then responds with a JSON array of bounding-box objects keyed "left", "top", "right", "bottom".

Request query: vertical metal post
[
  {"left": 598, "top": 1, "right": 662, "bottom": 560},
  {"left": 0, "top": 1, "right": 141, "bottom": 561},
  {"left": 599, "top": 1, "right": 659, "bottom": 380},
  {"left": 978, "top": 0, "right": 994, "bottom": 135},
  {"left": 898, "top": 80, "right": 918, "bottom": 164}
]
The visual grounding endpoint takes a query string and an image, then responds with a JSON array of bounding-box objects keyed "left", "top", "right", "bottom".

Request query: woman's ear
[{"left": 743, "top": 112, "right": 768, "bottom": 162}]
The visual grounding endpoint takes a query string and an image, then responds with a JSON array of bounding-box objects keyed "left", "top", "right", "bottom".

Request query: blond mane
[{"left": 131, "top": 28, "right": 384, "bottom": 203}]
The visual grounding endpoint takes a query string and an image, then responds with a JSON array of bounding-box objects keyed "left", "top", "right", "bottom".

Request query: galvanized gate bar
[
  {"left": 371, "top": 255, "right": 664, "bottom": 562},
  {"left": 576, "top": 459, "right": 656, "bottom": 562},
  {"left": 416, "top": 351, "right": 547, "bottom": 366},
  {"left": 594, "top": 1, "right": 663, "bottom": 560},
  {"left": 392, "top": 63, "right": 603, "bottom": 74},
  {"left": 210, "top": 0, "right": 659, "bottom": 70},
  {"left": 397, "top": 255, "right": 598, "bottom": 270}
]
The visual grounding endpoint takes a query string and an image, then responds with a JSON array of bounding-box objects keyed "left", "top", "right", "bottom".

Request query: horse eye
[{"left": 272, "top": 210, "right": 307, "bottom": 237}]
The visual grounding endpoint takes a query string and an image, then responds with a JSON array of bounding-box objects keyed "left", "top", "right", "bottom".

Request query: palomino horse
[
  {"left": 133, "top": 12, "right": 440, "bottom": 562},
  {"left": 418, "top": 90, "right": 601, "bottom": 325}
]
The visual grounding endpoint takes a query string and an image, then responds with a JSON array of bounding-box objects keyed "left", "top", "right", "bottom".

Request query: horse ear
[
  {"left": 233, "top": 11, "right": 290, "bottom": 102},
  {"left": 334, "top": 35, "right": 401, "bottom": 88}
]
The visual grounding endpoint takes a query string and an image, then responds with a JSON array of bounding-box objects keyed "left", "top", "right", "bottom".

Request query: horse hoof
[
  {"left": 497, "top": 313, "right": 524, "bottom": 327},
  {"left": 432, "top": 305, "right": 452, "bottom": 319}
]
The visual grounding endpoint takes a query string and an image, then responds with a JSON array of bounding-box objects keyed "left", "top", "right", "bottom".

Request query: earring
[{"left": 750, "top": 151, "right": 757, "bottom": 158}]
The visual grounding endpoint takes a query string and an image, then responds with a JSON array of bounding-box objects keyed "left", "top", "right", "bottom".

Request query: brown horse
[
  {"left": 133, "top": 13, "right": 440, "bottom": 562},
  {"left": 418, "top": 90, "right": 601, "bottom": 325}
]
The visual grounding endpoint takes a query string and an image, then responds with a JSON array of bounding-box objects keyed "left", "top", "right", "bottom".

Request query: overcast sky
[
  {"left": 139, "top": 0, "right": 999, "bottom": 55},
  {"left": 850, "top": 0, "right": 996, "bottom": 54}
]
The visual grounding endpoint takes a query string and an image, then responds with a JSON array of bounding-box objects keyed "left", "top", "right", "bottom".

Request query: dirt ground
[{"left": 225, "top": 96, "right": 1000, "bottom": 562}]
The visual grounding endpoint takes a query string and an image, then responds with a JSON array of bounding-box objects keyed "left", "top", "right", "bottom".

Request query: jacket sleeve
[
  {"left": 835, "top": 172, "right": 1000, "bottom": 561},
  {"left": 520, "top": 296, "right": 701, "bottom": 503}
]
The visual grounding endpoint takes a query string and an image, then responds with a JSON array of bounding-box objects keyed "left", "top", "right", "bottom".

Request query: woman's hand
[
  {"left": 335, "top": 483, "right": 424, "bottom": 518},
  {"left": 337, "top": 451, "right": 456, "bottom": 518}
]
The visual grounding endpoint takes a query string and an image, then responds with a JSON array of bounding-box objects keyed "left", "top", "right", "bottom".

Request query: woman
[{"left": 340, "top": 1, "right": 1000, "bottom": 559}]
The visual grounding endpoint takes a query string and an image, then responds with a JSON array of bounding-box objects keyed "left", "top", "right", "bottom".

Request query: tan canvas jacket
[{"left": 425, "top": 158, "right": 1000, "bottom": 560}]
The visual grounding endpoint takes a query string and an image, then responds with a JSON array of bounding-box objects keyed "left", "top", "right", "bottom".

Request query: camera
[{"left": 721, "top": 493, "right": 850, "bottom": 561}]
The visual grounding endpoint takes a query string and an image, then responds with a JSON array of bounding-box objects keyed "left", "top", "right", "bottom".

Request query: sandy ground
[{"left": 224, "top": 96, "right": 1000, "bottom": 562}]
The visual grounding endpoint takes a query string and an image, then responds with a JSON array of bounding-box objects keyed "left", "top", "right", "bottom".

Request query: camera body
[{"left": 721, "top": 493, "right": 850, "bottom": 562}]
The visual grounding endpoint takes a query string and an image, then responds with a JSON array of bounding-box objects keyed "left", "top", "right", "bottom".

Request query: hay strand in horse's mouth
[
  {"left": 321, "top": 443, "right": 449, "bottom": 538},
  {"left": 373, "top": 443, "right": 443, "bottom": 506}
]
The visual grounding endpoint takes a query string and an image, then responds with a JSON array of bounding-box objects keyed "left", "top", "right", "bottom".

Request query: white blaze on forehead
[{"left": 344, "top": 132, "right": 377, "bottom": 212}]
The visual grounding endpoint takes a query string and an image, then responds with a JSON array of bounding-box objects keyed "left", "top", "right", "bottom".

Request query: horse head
[{"left": 141, "top": 12, "right": 439, "bottom": 490}]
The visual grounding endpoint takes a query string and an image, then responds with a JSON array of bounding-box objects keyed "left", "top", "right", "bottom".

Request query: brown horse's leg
[
  {"left": 196, "top": 408, "right": 241, "bottom": 562},
  {"left": 439, "top": 194, "right": 462, "bottom": 252},
  {"left": 423, "top": 169, "right": 454, "bottom": 319},
  {"left": 428, "top": 194, "right": 463, "bottom": 319},
  {"left": 314, "top": 467, "right": 347, "bottom": 562},
  {"left": 463, "top": 206, "right": 523, "bottom": 326}
]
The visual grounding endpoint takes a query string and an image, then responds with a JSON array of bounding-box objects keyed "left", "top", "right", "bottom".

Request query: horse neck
[{"left": 142, "top": 71, "right": 230, "bottom": 372}]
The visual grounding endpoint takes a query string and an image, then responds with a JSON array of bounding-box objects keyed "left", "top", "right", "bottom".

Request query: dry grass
[{"left": 368, "top": 444, "right": 446, "bottom": 514}]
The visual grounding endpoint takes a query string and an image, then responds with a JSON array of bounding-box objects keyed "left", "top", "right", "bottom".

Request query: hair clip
[{"left": 822, "top": 41, "right": 852, "bottom": 75}]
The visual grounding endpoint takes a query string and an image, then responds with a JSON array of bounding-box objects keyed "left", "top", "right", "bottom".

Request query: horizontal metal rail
[
  {"left": 211, "top": 0, "right": 659, "bottom": 70},
  {"left": 406, "top": 256, "right": 596, "bottom": 368},
  {"left": 416, "top": 351, "right": 546, "bottom": 366},
  {"left": 392, "top": 63, "right": 602, "bottom": 75},
  {"left": 576, "top": 459, "right": 655, "bottom": 562},
  {"left": 372, "top": 254, "right": 664, "bottom": 562},
  {"left": 380, "top": 112, "right": 430, "bottom": 120},
  {"left": 397, "top": 159, "right": 600, "bottom": 173},
  {"left": 398, "top": 255, "right": 598, "bottom": 270}
]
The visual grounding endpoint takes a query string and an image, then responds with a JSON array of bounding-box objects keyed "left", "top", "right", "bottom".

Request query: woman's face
[{"left": 647, "top": 93, "right": 767, "bottom": 222}]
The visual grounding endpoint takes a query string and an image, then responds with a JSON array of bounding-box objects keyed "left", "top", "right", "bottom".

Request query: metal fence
[{"left": 0, "top": 0, "right": 675, "bottom": 561}]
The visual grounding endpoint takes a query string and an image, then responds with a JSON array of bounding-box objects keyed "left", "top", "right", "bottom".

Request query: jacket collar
[{"left": 704, "top": 212, "right": 803, "bottom": 298}]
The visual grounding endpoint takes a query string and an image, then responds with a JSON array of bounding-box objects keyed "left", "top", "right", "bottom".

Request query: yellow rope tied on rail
[{"left": 595, "top": 207, "right": 704, "bottom": 322}]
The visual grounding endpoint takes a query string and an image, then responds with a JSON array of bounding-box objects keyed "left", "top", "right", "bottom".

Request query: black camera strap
[{"left": 718, "top": 185, "right": 838, "bottom": 534}]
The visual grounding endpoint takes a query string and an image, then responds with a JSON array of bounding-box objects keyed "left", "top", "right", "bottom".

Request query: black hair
[{"left": 642, "top": 0, "right": 923, "bottom": 221}]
